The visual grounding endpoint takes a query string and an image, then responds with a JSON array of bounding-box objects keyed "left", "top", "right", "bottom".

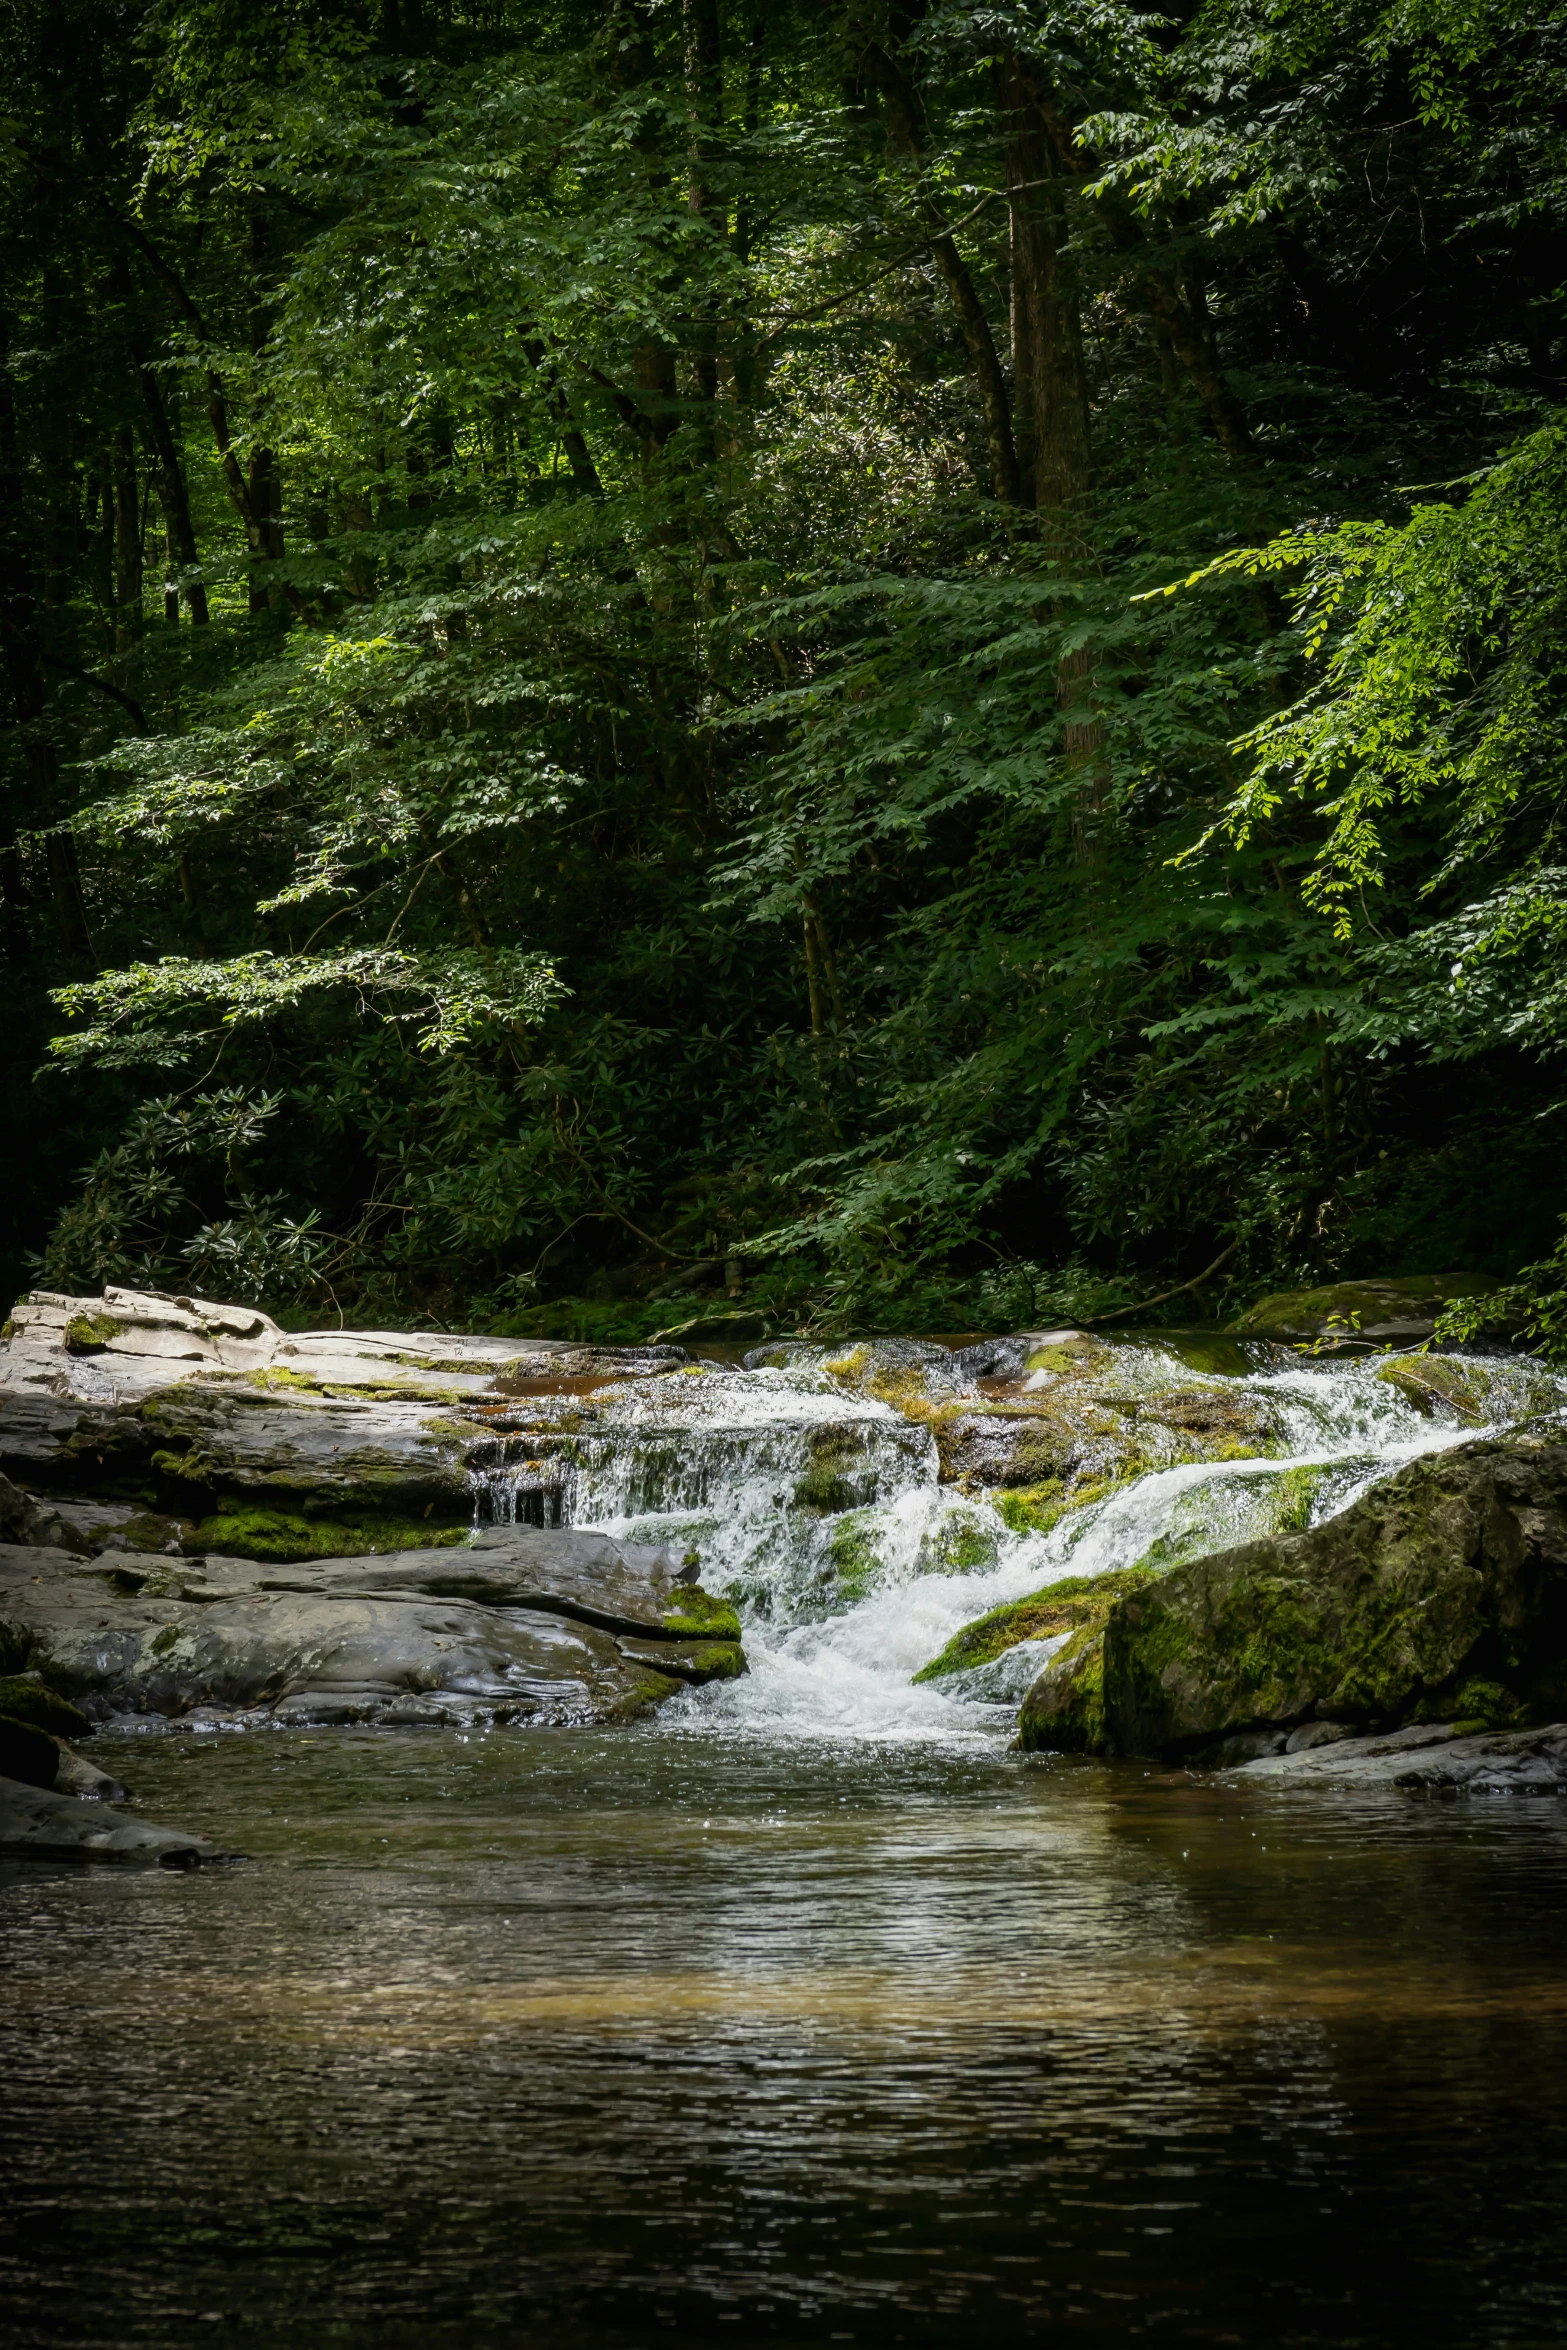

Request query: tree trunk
[
  {"left": 1020, "top": 80, "right": 1257, "bottom": 459},
  {"left": 0, "top": 295, "right": 92, "bottom": 960},
  {"left": 684, "top": 0, "right": 723, "bottom": 430},
  {"left": 855, "top": 40, "right": 1022, "bottom": 506},
  {"left": 134, "top": 339, "right": 208, "bottom": 624},
  {"left": 994, "top": 62, "right": 1105, "bottom": 849},
  {"left": 995, "top": 58, "right": 1092, "bottom": 535},
  {"left": 247, "top": 215, "right": 285, "bottom": 611},
  {"left": 732, "top": 18, "right": 767, "bottom": 405},
  {"left": 111, "top": 425, "right": 143, "bottom": 661}
]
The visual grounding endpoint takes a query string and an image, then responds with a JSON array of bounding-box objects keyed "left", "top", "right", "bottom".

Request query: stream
[{"left": 5, "top": 1337, "right": 1567, "bottom": 2344}]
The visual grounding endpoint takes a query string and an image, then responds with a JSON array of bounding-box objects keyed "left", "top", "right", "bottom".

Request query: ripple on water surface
[{"left": 4, "top": 1727, "right": 1567, "bottom": 2348}]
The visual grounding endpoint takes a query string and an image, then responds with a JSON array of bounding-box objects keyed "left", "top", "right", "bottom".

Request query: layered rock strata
[{"left": 0, "top": 1288, "right": 743, "bottom": 1729}]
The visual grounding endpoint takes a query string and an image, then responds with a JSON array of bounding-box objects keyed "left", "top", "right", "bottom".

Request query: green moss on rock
[
  {"left": 1015, "top": 1624, "right": 1110, "bottom": 1753},
  {"left": 0, "top": 1672, "right": 90, "bottom": 1740},
  {"left": 660, "top": 1586, "right": 743, "bottom": 1642},
  {"left": 915, "top": 1564, "right": 1159, "bottom": 1683},
  {"left": 186, "top": 1504, "right": 470, "bottom": 1563},
  {"left": 63, "top": 1311, "right": 123, "bottom": 1353},
  {"left": 1229, "top": 1274, "right": 1502, "bottom": 1345},
  {"left": 1100, "top": 1439, "right": 1567, "bottom": 1758},
  {"left": 993, "top": 1481, "right": 1068, "bottom": 1537}
]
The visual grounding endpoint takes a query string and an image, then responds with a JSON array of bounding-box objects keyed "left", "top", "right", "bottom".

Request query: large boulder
[
  {"left": 1018, "top": 1438, "right": 1567, "bottom": 1759},
  {"left": 1227, "top": 1273, "right": 1503, "bottom": 1348},
  {"left": 0, "top": 1522, "right": 744, "bottom": 1731},
  {"left": 0, "top": 1286, "right": 689, "bottom": 1562}
]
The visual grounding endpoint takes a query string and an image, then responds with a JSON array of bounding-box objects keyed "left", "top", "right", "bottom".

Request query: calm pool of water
[{"left": 3, "top": 1727, "right": 1566, "bottom": 2346}]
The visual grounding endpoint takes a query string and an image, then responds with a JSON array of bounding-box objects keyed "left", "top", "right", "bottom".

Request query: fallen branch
[{"left": 1086, "top": 1240, "right": 1239, "bottom": 1326}]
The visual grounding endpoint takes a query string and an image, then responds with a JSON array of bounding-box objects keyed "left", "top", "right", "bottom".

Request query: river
[{"left": 4, "top": 1337, "right": 1567, "bottom": 2344}]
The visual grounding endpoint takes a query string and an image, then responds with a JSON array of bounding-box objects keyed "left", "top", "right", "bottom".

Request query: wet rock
[
  {"left": 0, "top": 1522, "right": 742, "bottom": 1731},
  {"left": 934, "top": 1410, "right": 1076, "bottom": 1489},
  {"left": 0, "top": 1776, "right": 232, "bottom": 1865},
  {"left": 1227, "top": 1718, "right": 1567, "bottom": 1793},
  {"left": 1019, "top": 1438, "right": 1567, "bottom": 1759},
  {"left": 614, "top": 1634, "right": 746, "bottom": 1684},
  {"left": 0, "top": 1670, "right": 92, "bottom": 1740},
  {"left": 0, "top": 1286, "right": 684, "bottom": 1407},
  {"left": 1228, "top": 1274, "right": 1506, "bottom": 1348},
  {"left": 952, "top": 1330, "right": 1100, "bottom": 1382},
  {"left": 51, "top": 1744, "right": 127, "bottom": 1800},
  {"left": 918, "top": 1565, "right": 1157, "bottom": 1686},
  {"left": 1283, "top": 1718, "right": 1358, "bottom": 1753},
  {"left": 0, "top": 1715, "right": 63, "bottom": 1788}
]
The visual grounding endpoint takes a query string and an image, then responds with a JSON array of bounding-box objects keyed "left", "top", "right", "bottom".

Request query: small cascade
[{"left": 468, "top": 1338, "right": 1567, "bottom": 1744}]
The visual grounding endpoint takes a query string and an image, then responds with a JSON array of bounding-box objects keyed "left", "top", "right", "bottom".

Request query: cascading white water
[{"left": 473, "top": 1341, "right": 1567, "bottom": 1745}]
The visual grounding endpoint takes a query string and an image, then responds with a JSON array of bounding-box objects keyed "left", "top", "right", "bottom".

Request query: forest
[{"left": 3, "top": 0, "right": 1565, "bottom": 1343}]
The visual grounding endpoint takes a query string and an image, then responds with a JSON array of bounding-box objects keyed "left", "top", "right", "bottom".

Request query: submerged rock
[
  {"left": 1017, "top": 1438, "right": 1567, "bottom": 1760},
  {"left": 1224, "top": 1718, "right": 1567, "bottom": 1792},
  {"left": 0, "top": 1776, "right": 231, "bottom": 1865}
]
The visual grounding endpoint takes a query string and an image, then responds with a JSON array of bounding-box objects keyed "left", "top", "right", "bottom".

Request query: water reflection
[{"left": 3, "top": 1728, "right": 1566, "bottom": 2346}]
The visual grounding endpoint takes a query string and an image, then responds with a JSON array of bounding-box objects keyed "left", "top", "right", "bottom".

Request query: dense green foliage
[{"left": 3, "top": 0, "right": 1564, "bottom": 1335}]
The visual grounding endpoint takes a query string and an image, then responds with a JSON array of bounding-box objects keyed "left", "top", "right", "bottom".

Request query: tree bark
[
  {"left": 995, "top": 56, "right": 1092, "bottom": 532},
  {"left": 0, "top": 294, "right": 92, "bottom": 960},
  {"left": 683, "top": 0, "right": 723, "bottom": 424},
  {"left": 106, "top": 209, "right": 308, "bottom": 610},
  {"left": 137, "top": 364, "right": 207, "bottom": 624},
  {"left": 110, "top": 425, "right": 143, "bottom": 662},
  {"left": 855, "top": 40, "right": 1022, "bottom": 506},
  {"left": 1022, "top": 81, "right": 1257, "bottom": 459}
]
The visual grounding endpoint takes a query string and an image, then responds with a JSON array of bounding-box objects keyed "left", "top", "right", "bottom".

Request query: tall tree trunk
[
  {"left": 732, "top": 18, "right": 767, "bottom": 405},
  {"left": 1021, "top": 81, "right": 1256, "bottom": 459},
  {"left": 106, "top": 208, "right": 307, "bottom": 613},
  {"left": 995, "top": 63, "right": 1105, "bottom": 850},
  {"left": 609, "top": 0, "right": 681, "bottom": 449},
  {"left": 854, "top": 39, "right": 1022, "bottom": 506},
  {"left": 111, "top": 424, "right": 143, "bottom": 663},
  {"left": 995, "top": 57, "right": 1092, "bottom": 534},
  {"left": 0, "top": 296, "right": 92, "bottom": 960},
  {"left": 248, "top": 215, "right": 285, "bottom": 611},
  {"left": 684, "top": 0, "right": 723, "bottom": 418},
  {"left": 132, "top": 330, "right": 208, "bottom": 624}
]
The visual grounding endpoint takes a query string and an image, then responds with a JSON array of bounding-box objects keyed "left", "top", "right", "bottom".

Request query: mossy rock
[
  {"left": 1100, "top": 1438, "right": 1567, "bottom": 1758},
  {"left": 1229, "top": 1274, "right": 1503, "bottom": 1346},
  {"left": 184, "top": 1505, "right": 471, "bottom": 1563},
  {"left": 793, "top": 1424, "right": 875, "bottom": 1514},
  {"left": 915, "top": 1564, "right": 1159, "bottom": 1683},
  {"left": 660, "top": 1586, "right": 743, "bottom": 1642},
  {"left": 0, "top": 1672, "right": 90, "bottom": 1740},
  {"left": 922, "top": 1503, "right": 1001, "bottom": 1577},
  {"left": 63, "top": 1311, "right": 123, "bottom": 1354},
  {"left": 1024, "top": 1337, "right": 1105, "bottom": 1376},
  {"left": 828, "top": 1510, "right": 884, "bottom": 1603},
  {"left": 1015, "top": 1625, "right": 1110, "bottom": 1753},
  {"left": 1375, "top": 1356, "right": 1493, "bottom": 1421},
  {"left": 993, "top": 1482, "right": 1069, "bottom": 1537},
  {"left": 247, "top": 1366, "right": 467, "bottom": 1405},
  {"left": 1442, "top": 1677, "right": 1529, "bottom": 1733},
  {"left": 618, "top": 1636, "right": 747, "bottom": 1685}
]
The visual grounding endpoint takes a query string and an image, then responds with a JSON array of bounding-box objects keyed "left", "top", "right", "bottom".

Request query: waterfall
[{"left": 471, "top": 1339, "right": 1567, "bottom": 1744}]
